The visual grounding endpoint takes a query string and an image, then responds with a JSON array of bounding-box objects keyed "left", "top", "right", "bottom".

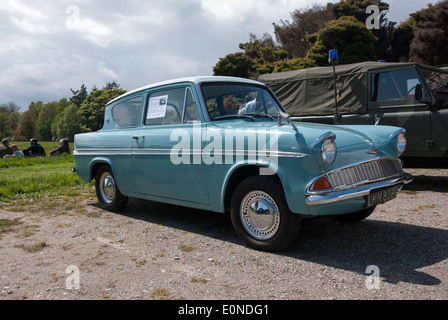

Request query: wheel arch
[
  {"left": 223, "top": 165, "right": 285, "bottom": 212},
  {"left": 89, "top": 158, "right": 114, "bottom": 181}
]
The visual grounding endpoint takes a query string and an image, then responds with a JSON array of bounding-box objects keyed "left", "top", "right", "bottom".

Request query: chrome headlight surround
[
  {"left": 389, "top": 129, "right": 407, "bottom": 156},
  {"left": 312, "top": 132, "right": 337, "bottom": 165}
]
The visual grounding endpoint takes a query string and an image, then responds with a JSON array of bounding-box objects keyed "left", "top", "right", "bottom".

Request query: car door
[{"left": 132, "top": 84, "right": 209, "bottom": 205}]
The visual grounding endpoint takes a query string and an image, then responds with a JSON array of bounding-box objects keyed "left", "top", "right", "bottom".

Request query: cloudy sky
[{"left": 0, "top": 0, "right": 429, "bottom": 110}]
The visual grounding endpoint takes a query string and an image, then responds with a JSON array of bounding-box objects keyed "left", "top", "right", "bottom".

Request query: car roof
[{"left": 106, "top": 76, "right": 264, "bottom": 106}]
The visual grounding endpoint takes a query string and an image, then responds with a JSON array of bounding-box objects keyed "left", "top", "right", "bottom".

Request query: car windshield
[
  {"left": 201, "top": 83, "right": 283, "bottom": 121},
  {"left": 420, "top": 66, "right": 448, "bottom": 92}
]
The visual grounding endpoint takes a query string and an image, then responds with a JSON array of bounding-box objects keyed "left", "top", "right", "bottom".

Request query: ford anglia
[{"left": 73, "top": 76, "right": 412, "bottom": 251}]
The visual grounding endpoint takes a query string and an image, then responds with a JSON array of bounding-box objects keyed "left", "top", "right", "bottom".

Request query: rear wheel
[
  {"left": 230, "top": 176, "right": 301, "bottom": 252},
  {"left": 95, "top": 165, "right": 128, "bottom": 212}
]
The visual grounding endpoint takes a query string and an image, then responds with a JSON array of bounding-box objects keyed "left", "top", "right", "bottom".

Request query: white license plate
[{"left": 366, "top": 186, "right": 400, "bottom": 208}]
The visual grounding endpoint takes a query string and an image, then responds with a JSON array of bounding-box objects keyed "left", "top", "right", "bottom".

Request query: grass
[
  {"left": 0, "top": 142, "right": 93, "bottom": 204},
  {"left": 0, "top": 218, "right": 23, "bottom": 238}
]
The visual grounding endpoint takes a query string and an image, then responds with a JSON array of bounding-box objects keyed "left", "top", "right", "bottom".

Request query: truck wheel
[
  {"left": 230, "top": 176, "right": 301, "bottom": 252},
  {"left": 95, "top": 165, "right": 128, "bottom": 212},
  {"left": 335, "top": 206, "right": 376, "bottom": 222}
]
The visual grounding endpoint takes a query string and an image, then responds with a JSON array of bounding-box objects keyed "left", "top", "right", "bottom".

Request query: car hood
[
  {"left": 210, "top": 119, "right": 402, "bottom": 162},
  {"left": 211, "top": 119, "right": 392, "bottom": 149}
]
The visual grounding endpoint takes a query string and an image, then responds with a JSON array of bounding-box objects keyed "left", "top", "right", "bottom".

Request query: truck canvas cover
[{"left": 258, "top": 61, "right": 416, "bottom": 117}]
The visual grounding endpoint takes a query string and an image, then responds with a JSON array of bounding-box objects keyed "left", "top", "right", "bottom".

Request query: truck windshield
[{"left": 201, "top": 83, "right": 282, "bottom": 121}]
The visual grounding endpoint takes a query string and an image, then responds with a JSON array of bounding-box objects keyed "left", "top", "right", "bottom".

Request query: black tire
[
  {"left": 230, "top": 175, "right": 301, "bottom": 252},
  {"left": 335, "top": 206, "right": 376, "bottom": 223},
  {"left": 95, "top": 165, "right": 128, "bottom": 212}
]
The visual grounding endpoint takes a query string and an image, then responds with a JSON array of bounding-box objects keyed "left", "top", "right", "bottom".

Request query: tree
[
  {"left": 213, "top": 33, "right": 289, "bottom": 79},
  {"left": 0, "top": 102, "right": 20, "bottom": 114},
  {"left": 0, "top": 102, "right": 21, "bottom": 138},
  {"left": 213, "top": 52, "right": 253, "bottom": 78},
  {"left": 409, "top": 1, "right": 448, "bottom": 65},
  {"left": 53, "top": 104, "right": 85, "bottom": 142},
  {"left": 70, "top": 84, "right": 88, "bottom": 108},
  {"left": 36, "top": 102, "right": 58, "bottom": 141},
  {"left": 389, "top": 15, "right": 418, "bottom": 62},
  {"left": 79, "top": 89, "right": 126, "bottom": 132},
  {"left": 274, "top": 4, "right": 335, "bottom": 58},
  {"left": 103, "top": 81, "right": 121, "bottom": 90},
  {"left": 333, "top": 0, "right": 395, "bottom": 61},
  {"left": 305, "top": 16, "right": 378, "bottom": 66},
  {"left": 15, "top": 110, "right": 35, "bottom": 140},
  {"left": 15, "top": 102, "right": 43, "bottom": 140},
  {"left": 333, "top": 0, "right": 389, "bottom": 23},
  {"left": 0, "top": 113, "right": 8, "bottom": 138}
]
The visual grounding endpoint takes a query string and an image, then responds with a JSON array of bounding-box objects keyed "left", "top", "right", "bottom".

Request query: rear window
[{"left": 112, "top": 95, "right": 143, "bottom": 128}]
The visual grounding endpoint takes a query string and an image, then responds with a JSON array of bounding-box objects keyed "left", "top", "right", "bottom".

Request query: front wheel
[
  {"left": 230, "top": 176, "right": 301, "bottom": 252},
  {"left": 95, "top": 165, "right": 128, "bottom": 212}
]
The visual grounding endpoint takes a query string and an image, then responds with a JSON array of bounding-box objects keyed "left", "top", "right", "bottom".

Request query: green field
[{"left": 0, "top": 142, "right": 93, "bottom": 204}]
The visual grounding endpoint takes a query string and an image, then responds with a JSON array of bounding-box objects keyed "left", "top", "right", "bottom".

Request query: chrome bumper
[{"left": 306, "top": 173, "right": 413, "bottom": 205}]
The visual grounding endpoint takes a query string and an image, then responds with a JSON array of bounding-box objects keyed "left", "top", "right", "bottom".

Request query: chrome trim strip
[
  {"left": 73, "top": 149, "right": 133, "bottom": 156},
  {"left": 73, "top": 148, "right": 310, "bottom": 158},
  {"left": 389, "top": 128, "right": 406, "bottom": 140},
  {"left": 311, "top": 131, "right": 335, "bottom": 147}
]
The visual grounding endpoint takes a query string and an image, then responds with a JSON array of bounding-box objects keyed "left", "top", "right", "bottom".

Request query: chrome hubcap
[
  {"left": 240, "top": 191, "right": 280, "bottom": 240},
  {"left": 99, "top": 172, "right": 116, "bottom": 204}
]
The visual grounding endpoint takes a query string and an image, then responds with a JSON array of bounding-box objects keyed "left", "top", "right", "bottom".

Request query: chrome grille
[{"left": 328, "top": 158, "right": 403, "bottom": 189}]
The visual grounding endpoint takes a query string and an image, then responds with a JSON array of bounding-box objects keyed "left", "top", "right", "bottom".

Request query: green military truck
[{"left": 258, "top": 62, "right": 448, "bottom": 159}]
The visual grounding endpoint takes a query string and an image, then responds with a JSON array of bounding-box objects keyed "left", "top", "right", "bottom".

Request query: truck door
[{"left": 367, "top": 67, "right": 431, "bottom": 157}]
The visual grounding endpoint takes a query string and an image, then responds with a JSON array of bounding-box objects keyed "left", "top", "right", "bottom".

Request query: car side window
[
  {"left": 145, "top": 86, "right": 199, "bottom": 126},
  {"left": 371, "top": 69, "right": 426, "bottom": 102},
  {"left": 112, "top": 95, "right": 143, "bottom": 128},
  {"left": 183, "top": 87, "right": 199, "bottom": 123}
]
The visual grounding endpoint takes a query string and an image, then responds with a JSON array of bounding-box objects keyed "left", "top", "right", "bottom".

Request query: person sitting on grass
[
  {"left": 11, "top": 144, "right": 24, "bottom": 157},
  {"left": 0, "top": 139, "right": 13, "bottom": 158},
  {"left": 50, "top": 138, "right": 70, "bottom": 156},
  {"left": 23, "top": 138, "right": 46, "bottom": 157}
]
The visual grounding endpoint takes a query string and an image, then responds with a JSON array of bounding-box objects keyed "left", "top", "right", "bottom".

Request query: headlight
[
  {"left": 390, "top": 129, "right": 406, "bottom": 156},
  {"left": 397, "top": 131, "right": 406, "bottom": 156},
  {"left": 312, "top": 132, "right": 337, "bottom": 165},
  {"left": 322, "top": 137, "right": 337, "bottom": 164}
]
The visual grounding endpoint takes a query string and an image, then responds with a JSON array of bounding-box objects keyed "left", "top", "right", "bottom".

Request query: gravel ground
[{"left": 0, "top": 167, "right": 447, "bottom": 301}]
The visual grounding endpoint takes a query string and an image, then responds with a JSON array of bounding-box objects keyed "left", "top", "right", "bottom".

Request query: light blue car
[{"left": 73, "top": 76, "right": 412, "bottom": 251}]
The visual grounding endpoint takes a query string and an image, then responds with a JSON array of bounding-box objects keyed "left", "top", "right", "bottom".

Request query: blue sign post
[{"left": 329, "top": 50, "right": 340, "bottom": 123}]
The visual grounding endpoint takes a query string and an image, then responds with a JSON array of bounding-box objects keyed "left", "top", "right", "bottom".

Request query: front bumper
[{"left": 306, "top": 172, "right": 413, "bottom": 205}]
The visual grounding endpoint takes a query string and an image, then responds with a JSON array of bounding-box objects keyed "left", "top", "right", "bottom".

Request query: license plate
[{"left": 366, "top": 186, "right": 400, "bottom": 208}]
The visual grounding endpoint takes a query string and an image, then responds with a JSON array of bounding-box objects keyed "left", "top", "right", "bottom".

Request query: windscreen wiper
[
  {"left": 213, "top": 114, "right": 255, "bottom": 121},
  {"left": 243, "top": 112, "right": 275, "bottom": 120}
]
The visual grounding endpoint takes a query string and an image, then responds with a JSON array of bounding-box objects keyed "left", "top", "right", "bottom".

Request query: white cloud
[
  {"left": 2, "top": 0, "right": 46, "bottom": 19},
  {"left": 97, "top": 62, "right": 118, "bottom": 79},
  {"left": 0, "top": 0, "right": 431, "bottom": 110}
]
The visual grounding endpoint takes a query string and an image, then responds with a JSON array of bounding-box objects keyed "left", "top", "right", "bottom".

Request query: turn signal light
[{"left": 311, "top": 176, "right": 331, "bottom": 190}]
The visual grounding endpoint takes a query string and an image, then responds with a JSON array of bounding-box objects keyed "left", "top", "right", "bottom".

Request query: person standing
[{"left": 23, "top": 138, "right": 46, "bottom": 157}]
